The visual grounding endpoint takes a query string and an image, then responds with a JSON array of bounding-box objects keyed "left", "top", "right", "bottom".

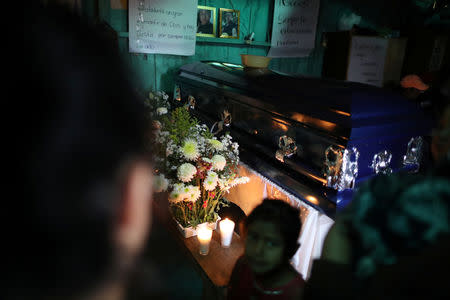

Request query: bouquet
[
  {"left": 149, "top": 91, "right": 249, "bottom": 229},
  {"left": 144, "top": 90, "right": 170, "bottom": 119}
]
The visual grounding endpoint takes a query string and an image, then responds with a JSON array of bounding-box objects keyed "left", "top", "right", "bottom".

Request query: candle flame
[{"left": 197, "top": 226, "right": 212, "bottom": 240}]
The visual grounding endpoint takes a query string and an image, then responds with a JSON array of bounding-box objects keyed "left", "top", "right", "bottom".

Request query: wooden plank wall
[{"left": 98, "top": 0, "right": 356, "bottom": 93}]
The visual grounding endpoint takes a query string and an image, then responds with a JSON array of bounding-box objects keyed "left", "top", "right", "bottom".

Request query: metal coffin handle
[
  {"left": 370, "top": 150, "right": 393, "bottom": 174},
  {"left": 186, "top": 95, "right": 196, "bottom": 110},
  {"left": 275, "top": 135, "right": 298, "bottom": 163},
  {"left": 402, "top": 136, "right": 424, "bottom": 173},
  {"left": 324, "top": 145, "right": 359, "bottom": 191},
  {"left": 211, "top": 109, "right": 232, "bottom": 135}
]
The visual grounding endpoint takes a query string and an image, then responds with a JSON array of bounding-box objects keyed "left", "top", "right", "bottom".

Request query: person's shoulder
[
  {"left": 288, "top": 268, "right": 305, "bottom": 286},
  {"left": 233, "top": 255, "right": 248, "bottom": 272},
  {"left": 284, "top": 271, "right": 305, "bottom": 299},
  {"left": 229, "top": 256, "right": 249, "bottom": 282},
  {"left": 228, "top": 256, "right": 252, "bottom": 299}
]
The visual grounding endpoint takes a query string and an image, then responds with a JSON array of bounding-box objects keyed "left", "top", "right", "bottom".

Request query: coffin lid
[
  {"left": 176, "top": 61, "right": 433, "bottom": 218},
  {"left": 178, "top": 61, "right": 428, "bottom": 139}
]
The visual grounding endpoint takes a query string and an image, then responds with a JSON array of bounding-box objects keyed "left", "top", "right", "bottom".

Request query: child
[{"left": 227, "top": 199, "right": 304, "bottom": 299}]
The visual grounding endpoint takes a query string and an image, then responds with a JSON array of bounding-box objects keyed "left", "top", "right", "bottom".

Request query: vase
[{"left": 175, "top": 216, "right": 220, "bottom": 238}]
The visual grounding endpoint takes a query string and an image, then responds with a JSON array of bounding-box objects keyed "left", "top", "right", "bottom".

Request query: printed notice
[
  {"left": 268, "top": 0, "right": 320, "bottom": 58},
  {"left": 347, "top": 36, "right": 388, "bottom": 87},
  {"left": 129, "top": 0, "right": 197, "bottom": 56}
]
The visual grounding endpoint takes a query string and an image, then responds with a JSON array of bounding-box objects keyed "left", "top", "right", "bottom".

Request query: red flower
[
  {"left": 208, "top": 191, "right": 216, "bottom": 198},
  {"left": 202, "top": 200, "right": 208, "bottom": 208},
  {"left": 196, "top": 168, "right": 205, "bottom": 179}
]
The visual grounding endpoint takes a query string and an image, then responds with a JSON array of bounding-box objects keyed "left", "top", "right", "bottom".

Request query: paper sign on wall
[
  {"left": 129, "top": 0, "right": 198, "bottom": 56},
  {"left": 268, "top": 0, "right": 320, "bottom": 58},
  {"left": 347, "top": 36, "right": 388, "bottom": 87}
]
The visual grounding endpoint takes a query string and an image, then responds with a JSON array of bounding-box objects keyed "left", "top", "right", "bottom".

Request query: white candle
[
  {"left": 197, "top": 225, "right": 213, "bottom": 255},
  {"left": 219, "top": 218, "right": 235, "bottom": 248}
]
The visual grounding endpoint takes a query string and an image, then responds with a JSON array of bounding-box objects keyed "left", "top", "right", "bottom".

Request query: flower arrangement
[
  {"left": 144, "top": 90, "right": 170, "bottom": 119},
  {"left": 149, "top": 91, "right": 249, "bottom": 229}
]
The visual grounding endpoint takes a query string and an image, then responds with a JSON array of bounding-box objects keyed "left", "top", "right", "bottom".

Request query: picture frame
[
  {"left": 219, "top": 8, "right": 240, "bottom": 39},
  {"left": 196, "top": 6, "right": 216, "bottom": 37}
]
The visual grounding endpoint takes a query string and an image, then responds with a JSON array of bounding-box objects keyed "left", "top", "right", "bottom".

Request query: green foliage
[
  {"left": 171, "top": 197, "right": 230, "bottom": 228},
  {"left": 161, "top": 107, "right": 199, "bottom": 144},
  {"left": 151, "top": 91, "right": 248, "bottom": 230}
]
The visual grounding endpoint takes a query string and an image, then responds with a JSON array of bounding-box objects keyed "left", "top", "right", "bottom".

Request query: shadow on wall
[{"left": 160, "top": 66, "right": 180, "bottom": 93}]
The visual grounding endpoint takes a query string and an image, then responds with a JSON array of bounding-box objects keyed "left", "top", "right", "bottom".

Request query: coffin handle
[
  {"left": 185, "top": 95, "right": 196, "bottom": 110},
  {"left": 275, "top": 135, "right": 298, "bottom": 163},
  {"left": 211, "top": 109, "right": 232, "bottom": 135}
]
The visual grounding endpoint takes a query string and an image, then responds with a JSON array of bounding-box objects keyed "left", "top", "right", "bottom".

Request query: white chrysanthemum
[
  {"left": 156, "top": 107, "right": 168, "bottom": 115},
  {"left": 181, "top": 139, "right": 200, "bottom": 161},
  {"left": 149, "top": 92, "right": 155, "bottom": 100},
  {"left": 211, "top": 154, "right": 226, "bottom": 171},
  {"left": 185, "top": 185, "right": 201, "bottom": 203},
  {"left": 169, "top": 191, "right": 181, "bottom": 203},
  {"left": 217, "top": 178, "right": 227, "bottom": 189},
  {"left": 207, "top": 171, "right": 218, "bottom": 179},
  {"left": 169, "top": 183, "right": 185, "bottom": 203},
  {"left": 203, "top": 178, "right": 217, "bottom": 191},
  {"left": 177, "top": 163, "right": 197, "bottom": 182},
  {"left": 208, "top": 139, "right": 224, "bottom": 151},
  {"left": 203, "top": 171, "right": 218, "bottom": 191},
  {"left": 153, "top": 174, "right": 169, "bottom": 193}
]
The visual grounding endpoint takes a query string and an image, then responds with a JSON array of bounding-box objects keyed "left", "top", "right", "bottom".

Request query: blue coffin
[{"left": 172, "top": 61, "right": 433, "bottom": 218}]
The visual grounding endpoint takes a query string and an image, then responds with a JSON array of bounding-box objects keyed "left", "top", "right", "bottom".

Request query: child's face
[{"left": 244, "top": 220, "right": 285, "bottom": 275}]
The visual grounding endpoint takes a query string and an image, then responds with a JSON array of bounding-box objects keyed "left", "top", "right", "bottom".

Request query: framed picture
[
  {"left": 219, "top": 8, "right": 239, "bottom": 39},
  {"left": 196, "top": 6, "right": 216, "bottom": 37}
]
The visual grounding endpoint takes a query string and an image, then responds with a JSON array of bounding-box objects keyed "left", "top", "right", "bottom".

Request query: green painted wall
[
  {"left": 96, "top": 0, "right": 328, "bottom": 92},
  {"left": 93, "top": 0, "right": 448, "bottom": 93}
]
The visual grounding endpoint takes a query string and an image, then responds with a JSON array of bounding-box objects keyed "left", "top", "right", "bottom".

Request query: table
[
  {"left": 152, "top": 194, "right": 245, "bottom": 299},
  {"left": 181, "top": 226, "right": 244, "bottom": 288}
]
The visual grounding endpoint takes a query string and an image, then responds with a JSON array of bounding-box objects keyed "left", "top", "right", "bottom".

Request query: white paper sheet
[
  {"left": 268, "top": 0, "right": 320, "bottom": 58},
  {"left": 347, "top": 36, "right": 388, "bottom": 87},
  {"left": 128, "top": 0, "right": 198, "bottom": 56}
]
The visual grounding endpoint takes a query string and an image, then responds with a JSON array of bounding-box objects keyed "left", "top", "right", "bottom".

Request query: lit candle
[
  {"left": 197, "top": 225, "right": 213, "bottom": 255},
  {"left": 219, "top": 218, "right": 235, "bottom": 248}
]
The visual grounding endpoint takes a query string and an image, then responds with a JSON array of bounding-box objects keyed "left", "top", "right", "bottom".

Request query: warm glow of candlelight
[
  {"left": 197, "top": 226, "right": 213, "bottom": 255},
  {"left": 219, "top": 218, "right": 235, "bottom": 248},
  {"left": 198, "top": 226, "right": 213, "bottom": 241},
  {"left": 305, "top": 195, "right": 320, "bottom": 205}
]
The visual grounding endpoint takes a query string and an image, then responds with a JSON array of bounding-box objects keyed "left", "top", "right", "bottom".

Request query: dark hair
[
  {"left": 17, "top": 4, "right": 152, "bottom": 299},
  {"left": 198, "top": 9, "right": 211, "bottom": 18},
  {"left": 244, "top": 199, "right": 302, "bottom": 259},
  {"left": 341, "top": 173, "right": 450, "bottom": 286},
  {"left": 197, "top": 9, "right": 211, "bottom": 25}
]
